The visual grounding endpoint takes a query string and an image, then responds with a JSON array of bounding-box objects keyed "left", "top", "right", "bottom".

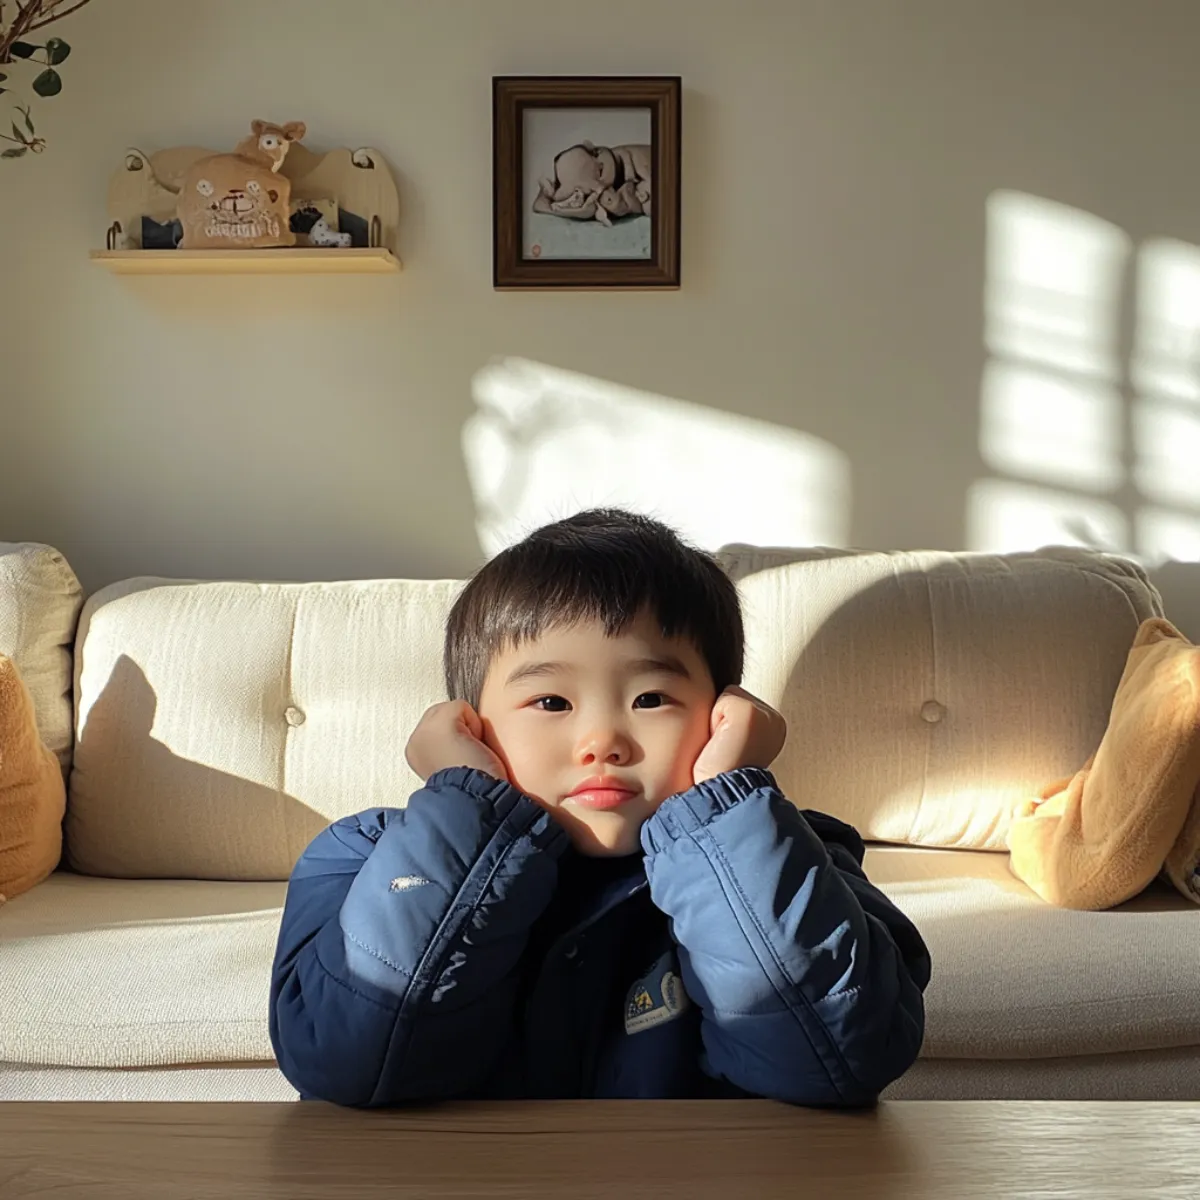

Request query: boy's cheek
[
  {"left": 676, "top": 710, "right": 710, "bottom": 787},
  {"left": 479, "top": 718, "right": 519, "bottom": 788}
]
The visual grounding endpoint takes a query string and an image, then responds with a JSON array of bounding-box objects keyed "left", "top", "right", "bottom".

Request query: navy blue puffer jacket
[{"left": 269, "top": 766, "right": 931, "bottom": 1106}]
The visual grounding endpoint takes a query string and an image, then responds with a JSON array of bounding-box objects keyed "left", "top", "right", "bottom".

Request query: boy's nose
[{"left": 576, "top": 728, "right": 632, "bottom": 766}]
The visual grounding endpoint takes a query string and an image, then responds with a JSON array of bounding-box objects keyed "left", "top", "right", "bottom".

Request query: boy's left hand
[{"left": 692, "top": 686, "right": 787, "bottom": 785}]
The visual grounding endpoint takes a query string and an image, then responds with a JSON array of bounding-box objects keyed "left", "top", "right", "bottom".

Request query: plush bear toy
[
  {"left": 0, "top": 655, "right": 65, "bottom": 904},
  {"left": 176, "top": 119, "right": 307, "bottom": 250}
]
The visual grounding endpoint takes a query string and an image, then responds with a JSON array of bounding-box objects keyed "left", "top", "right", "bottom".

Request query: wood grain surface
[{"left": 2, "top": 1100, "right": 1198, "bottom": 1199}]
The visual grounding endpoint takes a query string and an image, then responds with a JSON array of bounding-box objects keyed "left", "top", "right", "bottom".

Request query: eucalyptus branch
[
  {"left": 1, "top": 0, "right": 89, "bottom": 155},
  {"left": 28, "top": 0, "right": 90, "bottom": 32},
  {"left": 0, "top": 3, "right": 39, "bottom": 62}
]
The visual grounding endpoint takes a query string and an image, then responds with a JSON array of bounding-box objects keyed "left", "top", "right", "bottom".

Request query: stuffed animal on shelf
[
  {"left": 289, "top": 198, "right": 352, "bottom": 248},
  {"left": 309, "top": 216, "right": 351, "bottom": 247},
  {"left": 176, "top": 119, "right": 307, "bottom": 250}
]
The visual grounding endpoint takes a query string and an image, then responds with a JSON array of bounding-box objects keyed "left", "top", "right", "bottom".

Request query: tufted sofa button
[
  {"left": 284, "top": 706, "right": 306, "bottom": 727},
  {"left": 920, "top": 700, "right": 946, "bottom": 724}
]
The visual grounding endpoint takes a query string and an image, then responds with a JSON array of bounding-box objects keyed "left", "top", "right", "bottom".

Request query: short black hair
[{"left": 444, "top": 509, "right": 743, "bottom": 708}]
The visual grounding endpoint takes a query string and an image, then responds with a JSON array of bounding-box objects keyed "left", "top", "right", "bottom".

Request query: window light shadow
[
  {"left": 980, "top": 360, "right": 1123, "bottom": 494},
  {"left": 966, "top": 479, "right": 1128, "bottom": 554},
  {"left": 985, "top": 191, "right": 1130, "bottom": 383},
  {"left": 974, "top": 192, "right": 1200, "bottom": 590},
  {"left": 465, "top": 357, "right": 851, "bottom": 557},
  {"left": 1132, "top": 239, "right": 1200, "bottom": 405}
]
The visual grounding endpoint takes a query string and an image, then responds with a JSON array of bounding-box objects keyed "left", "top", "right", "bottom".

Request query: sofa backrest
[
  {"left": 63, "top": 546, "right": 1162, "bottom": 880},
  {"left": 66, "top": 577, "right": 461, "bottom": 879},
  {"left": 0, "top": 542, "right": 84, "bottom": 776},
  {"left": 718, "top": 545, "right": 1161, "bottom": 851}
]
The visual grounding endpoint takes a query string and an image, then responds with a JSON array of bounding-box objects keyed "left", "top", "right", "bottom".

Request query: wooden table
[{"left": 2, "top": 1100, "right": 1198, "bottom": 1198}]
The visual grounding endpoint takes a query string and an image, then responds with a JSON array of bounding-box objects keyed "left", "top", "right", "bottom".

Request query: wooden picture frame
[{"left": 493, "top": 76, "right": 681, "bottom": 290}]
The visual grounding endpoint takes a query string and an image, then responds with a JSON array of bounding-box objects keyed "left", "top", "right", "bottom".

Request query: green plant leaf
[
  {"left": 2, "top": 146, "right": 28, "bottom": 158},
  {"left": 11, "top": 122, "right": 22, "bottom": 141},
  {"left": 9, "top": 42, "right": 39, "bottom": 59},
  {"left": 22, "top": 110, "right": 34, "bottom": 135},
  {"left": 0, "top": 73, "right": 7, "bottom": 82},
  {"left": 44, "top": 38, "right": 71, "bottom": 65},
  {"left": 32, "top": 69, "right": 62, "bottom": 97}
]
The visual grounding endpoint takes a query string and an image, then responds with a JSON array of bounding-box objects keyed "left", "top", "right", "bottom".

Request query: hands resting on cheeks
[{"left": 405, "top": 687, "right": 786, "bottom": 791}]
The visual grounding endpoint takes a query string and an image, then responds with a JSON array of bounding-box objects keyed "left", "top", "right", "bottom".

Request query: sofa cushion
[
  {"left": 717, "top": 545, "right": 1161, "bottom": 849},
  {"left": 0, "top": 542, "right": 83, "bottom": 775},
  {"left": 3, "top": 851, "right": 1196, "bottom": 1071},
  {"left": 0, "top": 1063, "right": 297, "bottom": 1101},
  {"left": 884, "top": 1046, "right": 1200, "bottom": 1101},
  {"left": 867, "top": 845, "right": 1200, "bottom": 1059},
  {"left": 0, "top": 871, "right": 284, "bottom": 1067},
  {"left": 67, "top": 577, "right": 461, "bottom": 879}
]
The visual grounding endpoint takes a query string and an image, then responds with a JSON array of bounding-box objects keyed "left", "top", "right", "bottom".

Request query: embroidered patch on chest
[{"left": 624, "top": 949, "right": 691, "bottom": 1035}]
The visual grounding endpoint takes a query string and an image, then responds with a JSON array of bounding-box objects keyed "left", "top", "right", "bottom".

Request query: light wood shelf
[{"left": 90, "top": 248, "right": 401, "bottom": 275}]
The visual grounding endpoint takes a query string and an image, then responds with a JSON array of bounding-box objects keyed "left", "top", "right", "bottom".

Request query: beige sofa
[{"left": 2, "top": 540, "right": 1197, "bottom": 1103}]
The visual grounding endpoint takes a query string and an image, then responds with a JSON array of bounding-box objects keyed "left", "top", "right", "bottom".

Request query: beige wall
[{"left": 2, "top": 0, "right": 1198, "bottom": 632}]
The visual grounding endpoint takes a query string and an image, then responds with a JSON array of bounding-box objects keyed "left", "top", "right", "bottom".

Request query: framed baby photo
[{"left": 493, "top": 76, "right": 682, "bottom": 290}]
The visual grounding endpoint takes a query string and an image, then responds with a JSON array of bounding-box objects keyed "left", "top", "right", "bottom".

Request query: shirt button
[
  {"left": 920, "top": 700, "right": 946, "bottom": 724},
  {"left": 564, "top": 944, "right": 578, "bottom": 960},
  {"left": 284, "top": 706, "right": 306, "bottom": 727}
]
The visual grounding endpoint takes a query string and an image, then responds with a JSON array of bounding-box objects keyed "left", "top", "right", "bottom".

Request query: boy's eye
[
  {"left": 532, "top": 695, "right": 570, "bottom": 712},
  {"left": 633, "top": 692, "right": 668, "bottom": 710}
]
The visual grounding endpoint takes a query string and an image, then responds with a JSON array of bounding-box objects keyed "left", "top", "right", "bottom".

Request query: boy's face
[{"left": 476, "top": 610, "right": 717, "bottom": 857}]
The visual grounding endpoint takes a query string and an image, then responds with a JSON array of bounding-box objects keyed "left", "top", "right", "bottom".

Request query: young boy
[{"left": 270, "top": 510, "right": 931, "bottom": 1107}]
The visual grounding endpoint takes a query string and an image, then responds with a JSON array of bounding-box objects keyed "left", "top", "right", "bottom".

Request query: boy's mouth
[{"left": 565, "top": 776, "right": 639, "bottom": 811}]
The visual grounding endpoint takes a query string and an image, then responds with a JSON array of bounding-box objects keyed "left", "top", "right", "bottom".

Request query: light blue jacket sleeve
[
  {"left": 640, "top": 767, "right": 931, "bottom": 1107},
  {"left": 269, "top": 767, "right": 568, "bottom": 1106}
]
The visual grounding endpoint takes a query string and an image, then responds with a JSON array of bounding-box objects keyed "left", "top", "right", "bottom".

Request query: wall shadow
[{"left": 62, "top": 654, "right": 331, "bottom": 884}]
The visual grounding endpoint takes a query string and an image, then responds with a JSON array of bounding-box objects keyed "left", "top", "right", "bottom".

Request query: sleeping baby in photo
[{"left": 533, "top": 141, "right": 652, "bottom": 226}]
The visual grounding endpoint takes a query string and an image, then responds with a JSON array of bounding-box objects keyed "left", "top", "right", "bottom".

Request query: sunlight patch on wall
[
  {"left": 966, "top": 479, "right": 1128, "bottom": 554},
  {"left": 465, "top": 358, "right": 851, "bottom": 558},
  {"left": 974, "top": 193, "right": 1200, "bottom": 567},
  {"left": 1128, "top": 237, "right": 1200, "bottom": 565},
  {"left": 985, "top": 191, "right": 1130, "bottom": 382},
  {"left": 1133, "top": 400, "right": 1200, "bottom": 509},
  {"left": 1136, "top": 508, "right": 1200, "bottom": 565},
  {"left": 980, "top": 361, "right": 1123, "bottom": 493},
  {"left": 1132, "top": 239, "right": 1200, "bottom": 405}
]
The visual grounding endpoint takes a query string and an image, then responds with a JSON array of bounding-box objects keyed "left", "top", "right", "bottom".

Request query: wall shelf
[{"left": 89, "top": 248, "right": 401, "bottom": 275}]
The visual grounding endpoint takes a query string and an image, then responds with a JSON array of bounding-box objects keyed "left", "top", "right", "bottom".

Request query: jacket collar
[{"left": 557, "top": 852, "right": 650, "bottom": 940}]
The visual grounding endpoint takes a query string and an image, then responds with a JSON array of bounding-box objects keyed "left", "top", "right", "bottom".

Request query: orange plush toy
[
  {"left": 1008, "top": 618, "right": 1200, "bottom": 910},
  {"left": 0, "top": 654, "right": 65, "bottom": 904},
  {"left": 176, "top": 119, "right": 307, "bottom": 249}
]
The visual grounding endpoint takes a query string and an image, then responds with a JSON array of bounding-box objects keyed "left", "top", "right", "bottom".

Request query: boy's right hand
[{"left": 405, "top": 701, "right": 509, "bottom": 783}]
